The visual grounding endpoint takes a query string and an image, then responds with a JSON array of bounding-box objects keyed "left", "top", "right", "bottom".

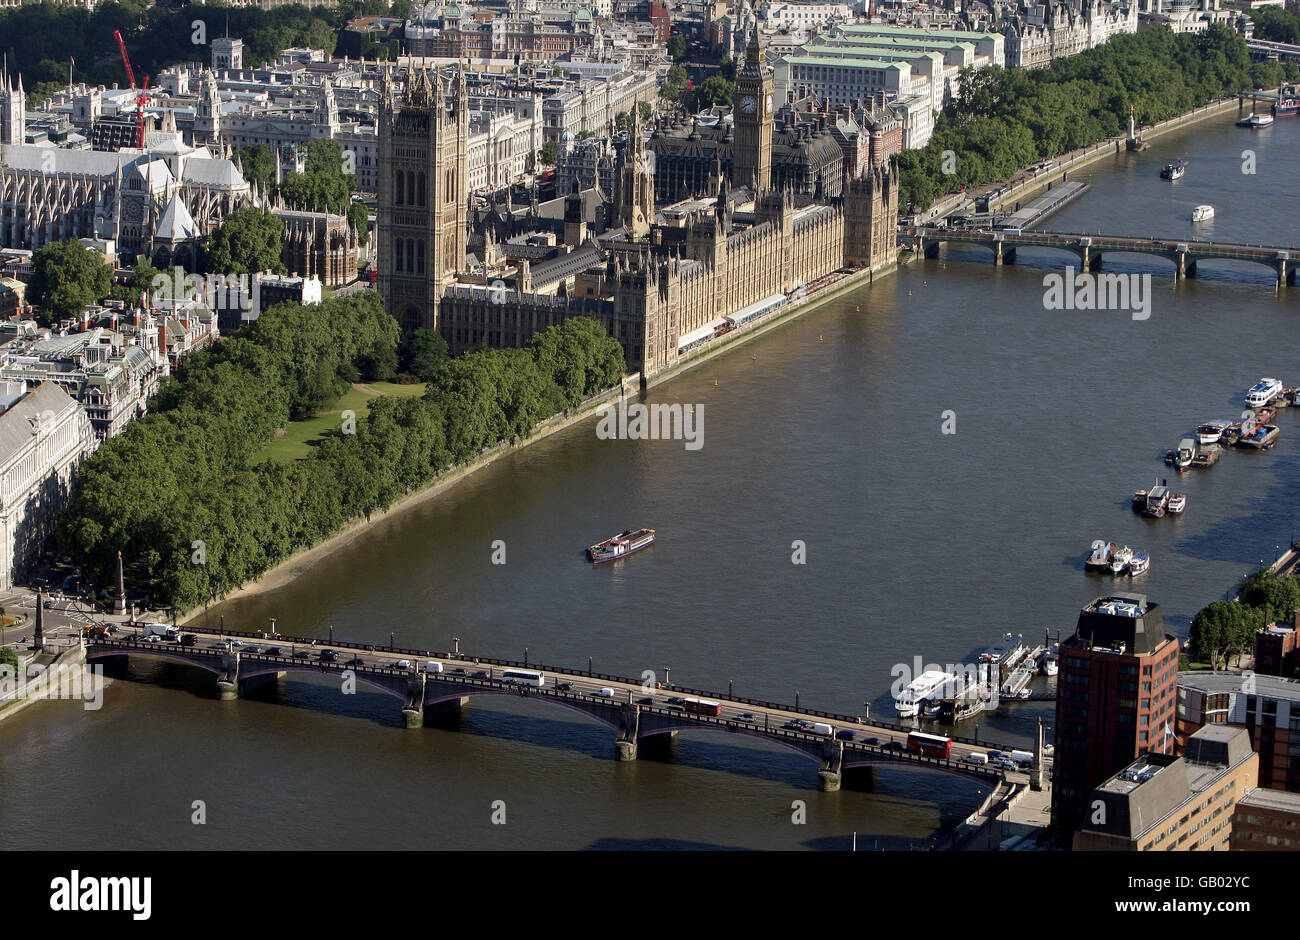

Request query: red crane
[{"left": 112, "top": 29, "right": 150, "bottom": 149}]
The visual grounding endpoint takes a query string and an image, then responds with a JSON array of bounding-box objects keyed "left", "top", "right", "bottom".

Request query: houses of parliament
[{"left": 377, "top": 35, "right": 898, "bottom": 378}]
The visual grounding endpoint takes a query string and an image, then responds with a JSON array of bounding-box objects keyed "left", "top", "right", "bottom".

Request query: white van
[
  {"left": 425, "top": 661, "right": 444, "bottom": 674},
  {"left": 596, "top": 687, "right": 616, "bottom": 697},
  {"left": 964, "top": 752, "right": 989, "bottom": 765},
  {"left": 1009, "top": 749, "right": 1035, "bottom": 766},
  {"left": 394, "top": 659, "right": 412, "bottom": 670},
  {"left": 810, "top": 722, "right": 834, "bottom": 736}
]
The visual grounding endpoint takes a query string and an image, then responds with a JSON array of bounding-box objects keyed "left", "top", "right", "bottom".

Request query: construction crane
[{"left": 112, "top": 29, "right": 150, "bottom": 149}]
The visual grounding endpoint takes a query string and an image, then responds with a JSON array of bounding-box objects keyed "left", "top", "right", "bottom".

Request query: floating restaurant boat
[
  {"left": 1167, "top": 493, "right": 1186, "bottom": 514},
  {"left": 1109, "top": 545, "right": 1135, "bottom": 575},
  {"left": 1273, "top": 87, "right": 1299, "bottom": 117},
  {"left": 1236, "top": 424, "right": 1280, "bottom": 450},
  {"left": 1196, "top": 421, "right": 1231, "bottom": 445},
  {"left": 1237, "top": 112, "right": 1275, "bottom": 128},
  {"left": 587, "top": 528, "right": 655, "bottom": 564},
  {"left": 1160, "top": 160, "right": 1186, "bottom": 180},
  {"left": 895, "top": 669, "right": 953, "bottom": 718},
  {"left": 1129, "top": 552, "right": 1151, "bottom": 575},
  {"left": 1191, "top": 205, "right": 1214, "bottom": 222},
  {"left": 1086, "top": 540, "right": 1117, "bottom": 572}
]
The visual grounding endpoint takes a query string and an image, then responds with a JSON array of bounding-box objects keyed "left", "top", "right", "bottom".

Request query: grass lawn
[{"left": 254, "top": 382, "right": 427, "bottom": 463}]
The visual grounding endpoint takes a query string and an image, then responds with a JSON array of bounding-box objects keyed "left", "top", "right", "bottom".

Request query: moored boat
[
  {"left": 1237, "top": 112, "right": 1275, "bottom": 128},
  {"left": 895, "top": 669, "right": 952, "bottom": 718},
  {"left": 1142, "top": 484, "right": 1170, "bottom": 518},
  {"left": 1160, "top": 160, "right": 1186, "bottom": 180},
  {"left": 587, "top": 527, "right": 656, "bottom": 563},
  {"left": 1196, "top": 420, "right": 1231, "bottom": 445},
  {"left": 1131, "top": 487, "right": 1148, "bottom": 511},
  {"left": 1129, "top": 552, "right": 1150, "bottom": 575},
  {"left": 1167, "top": 493, "right": 1186, "bottom": 514},
  {"left": 1086, "top": 539, "right": 1116, "bottom": 572},
  {"left": 1245, "top": 377, "right": 1283, "bottom": 409},
  {"left": 1191, "top": 205, "right": 1214, "bottom": 222},
  {"left": 1236, "top": 424, "right": 1280, "bottom": 450},
  {"left": 1109, "top": 545, "right": 1134, "bottom": 575}
]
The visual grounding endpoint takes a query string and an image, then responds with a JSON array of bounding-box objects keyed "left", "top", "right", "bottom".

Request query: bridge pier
[
  {"left": 818, "top": 739, "right": 844, "bottom": 792},
  {"left": 424, "top": 696, "right": 469, "bottom": 722},
  {"left": 992, "top": 235, "right": 1004, "bottom": 266},
  {"left": 239, "top": 672, "right": 282, "bottom": 696},
  {"left": 1002, "top": 247, "right": 1016, "bottom": 265},
  {"left": 402, "top": 671, "right": 426, "bottom": 728},
  {"left": 923, "top": 238, "right": 940, "bottom": 260},
  {"left": 216, "top": 652, "right": 239, "bottom": 701},
  {"left": 615, "top": 704, "right": 640, "bottom": 761}
]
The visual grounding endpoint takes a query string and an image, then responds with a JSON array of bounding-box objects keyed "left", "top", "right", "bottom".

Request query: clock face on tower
[{"left": 740, "top": 96, "right": 757, "bottom": 114}]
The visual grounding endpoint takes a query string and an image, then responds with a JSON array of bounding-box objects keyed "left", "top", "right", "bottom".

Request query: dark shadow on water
[{"left": 583, "top": 837, "right": 754, "bottom": 850}]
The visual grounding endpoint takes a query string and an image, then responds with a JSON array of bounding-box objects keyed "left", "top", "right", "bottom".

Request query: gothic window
[
  {"left": 416, "top": 240, "right": 425, "bottom": 274},
  {"left": 406, "top": 240, "right": 414, "bottom": 273},
  {"left": 395, "top": 238, "right": 403, "bottom": 272},
  {"left": 396, "top": 170, "right": 404, "bottom": 205},
  {"left": 418, "top": 172, "right": 426, "bottom": 207},
  {"left": 407, "top": 172, "right": 416, "bottom": 206}
]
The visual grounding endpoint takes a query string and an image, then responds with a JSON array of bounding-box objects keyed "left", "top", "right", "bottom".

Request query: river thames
[{"left": 2, "top": 110, "right": 1298, "bottom": 850}]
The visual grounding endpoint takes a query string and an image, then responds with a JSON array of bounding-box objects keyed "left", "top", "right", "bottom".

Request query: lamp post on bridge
[
  {"left": 588, "top": 656, "right": 592, "bottom": 674},
  {"left": 329, "top": 624, "right": 334, "bottom": 645},
  {"left": 795, "top": 691, "right": 800, "bottom": 710},
  {"left": 728, "top": 679, "right": 733, "bottom": 699},
  {"left": 452, "top": 636, "right": 460, "bottom": 656},
  {"left": 390, "top": 632, "right": 394, "bottom": 650},
  {"left": 524, "top": 647, "right": 529, "bottom": 665}
]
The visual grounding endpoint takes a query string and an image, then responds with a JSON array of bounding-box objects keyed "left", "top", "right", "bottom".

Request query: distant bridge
[
  {"left": 82, "top": 626, "right": 1026, "bottom": 793},
  {"left": 915, "top": 227, "right": 1298, "bottom": 285},
  {"left": 1247, "top": 40, "right": 1300, "bottom": 64}
]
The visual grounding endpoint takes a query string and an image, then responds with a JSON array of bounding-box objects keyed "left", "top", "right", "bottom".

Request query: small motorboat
[
  {"left": 1110, "top": 545, "right": 1134, "bottom": 575},
  {"left": 1191, "top": 205, "right": 1214, "bottom": 222},
  {"left": 1196, "top": 420, "right": 1230, "bottom": 445},
  {"left": 1129, "top": 552, "right": 1151, "bottom": 574},
  {"left": 1237, "top": 112, "right": 1274, "bottom": 128},
  {"left": 1167, "top": 493, "right": 1186, "bottom": 514}
]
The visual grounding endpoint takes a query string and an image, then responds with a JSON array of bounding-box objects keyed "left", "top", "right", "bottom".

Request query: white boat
[
  {"left": 1167, "top": 493, "right": 1186, "bottom": 514},
  {"left": 1237, "top": 112, "right": 1274, "bottom": 128},
  {"left": 1085, "top": 539, "right": 1116, "bottom": 571},
  {"left": 1129, "top": 552, "right": 1150, "bottom": 575},
  {"left": 1191, "top": 205, "right": 1214, "bottom": 222},
  {"left": 895, "top": 669, "right": 952, "bottom": 718},
  {"left": 1042, "top": 653, "right": 1059, "bottom": 677},
  {"left": 1109, "top": 545, "right": 1134, "bottom": 575},
  {"left": 1246, "top": 377, "right": 1284, "bottom": 408},
  {"left": 1196, "top": 420, "right": 1230, "bottom": 445}
]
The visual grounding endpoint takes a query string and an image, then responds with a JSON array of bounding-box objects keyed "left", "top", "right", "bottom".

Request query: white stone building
[{"left": 0, "top": 381, "right": 96, "bottom": 590}]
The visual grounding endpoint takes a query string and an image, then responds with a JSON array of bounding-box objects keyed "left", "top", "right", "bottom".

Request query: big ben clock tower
[{"left": 732, "top": 26, "right": 773, "bottom": 193}]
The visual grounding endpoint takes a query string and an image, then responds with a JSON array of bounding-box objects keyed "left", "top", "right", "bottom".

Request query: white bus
[{"left": 501, "top": 668, "right": 546, "bottom": 688}]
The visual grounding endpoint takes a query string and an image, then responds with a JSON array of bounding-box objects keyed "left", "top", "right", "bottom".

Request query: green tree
[
  {"left": 29, "top": 240, "right": 112, "bottom": 321},
  {"left": 693, "top": 74, "right": 735, "bottom": 110},
  {"left": 400, "top": 327, "right": 449, "bottom": 382},
  {"left": 204, "top": 208, "right": 286, "bottom": 275},
  {"left": 1238, "top": 570, "right": 1300, "bottom": 624},
  {"left": 637, "top": 100, "right": 652, "bottom": 122},
  {"left": 661, "top": 65, "right": 687, "bottom": 102},
  {"left": 0, "top": 646, "right": 18, "bottom": 675},
  {"left": 667, "top": 34, "right": 687, "bottom": 62},
  {"left": 237, "top": 142, "right": 277, "bottom": 195},
  {"left": 1190, "top": 601, "right": 1267, "bottom": 669},
  {"left": 615, "top": 110, "right": 630, "bottom": 130},
  {"left": 540, "top": 139, "right": 558, "bottom": 165}
]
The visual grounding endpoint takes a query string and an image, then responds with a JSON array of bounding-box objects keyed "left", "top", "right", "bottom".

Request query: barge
[{"left": 587, "top": 528, "right": 656, "bottom": 564}]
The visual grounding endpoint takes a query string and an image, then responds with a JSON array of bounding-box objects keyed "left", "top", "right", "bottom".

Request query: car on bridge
[
  {"left": 245, "top": 645, "right": 260, "bottom": 654},
  {"left": 783, "top": 719, "right": 809, "bottom": 730},
  {"left": 666, "top": 697, "right": 684, "bottom": 705},
  {"left": 881, "top": 740, "right": 905, "bottom": 751},
  {"left": 265, "top": 647, "right": 282, "bottom": 657},
  {"left": 346, "top": 656, "right": 365, "bottom": 667},
  {"left": 738, "top": 713, "right": 757, "bottom": 723},
  {"left": 293, "top": 649, "right": 311, "bottom": 659},
  {"left": 836, "top": 729, "right": 856, "bottom": 741},
  {"left": 557, "top": 682, "right": 573, "bottom": 691},
  {"left": 636, "top": 696, "right": 654, "bottom": 705},
  {"left": 319, "top": 649, "right": 340, "bottom": 662}
]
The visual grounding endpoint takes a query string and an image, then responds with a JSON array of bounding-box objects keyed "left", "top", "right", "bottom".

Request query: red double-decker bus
[
  {"left": 683, "top": 697, "right": 721, "bottom": 716},
  {"left": 906, "top": 731, "right": 952, "bottom": 759}
]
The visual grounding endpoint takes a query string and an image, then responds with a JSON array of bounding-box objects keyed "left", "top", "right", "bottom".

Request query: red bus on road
[
  {"left": 906, "top": 731, "right": 952, "bottom": 759},
  {"left": 683, "top": 697, "right": 721, "bottom": 716}
]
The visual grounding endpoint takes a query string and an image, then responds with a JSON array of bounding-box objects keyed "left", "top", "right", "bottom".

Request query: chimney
[
  {"left": 80, "top": 309, "right": 90, "bottom": 332},
  {"left": 133, "top": 310, "right": 140, "bottom": 328}
]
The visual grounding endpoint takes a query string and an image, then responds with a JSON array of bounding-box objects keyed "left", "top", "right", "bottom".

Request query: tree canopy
[
  {"left": 29, "top": 240, "right": 113, "bottom": 322},
  {"left": 204, "top": 208, "right": 287, "bottom": 276}
]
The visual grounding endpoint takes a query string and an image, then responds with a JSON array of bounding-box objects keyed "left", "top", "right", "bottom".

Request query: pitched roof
[{"left": 155, "top": 194, "right": 199, "bottom": 241}]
